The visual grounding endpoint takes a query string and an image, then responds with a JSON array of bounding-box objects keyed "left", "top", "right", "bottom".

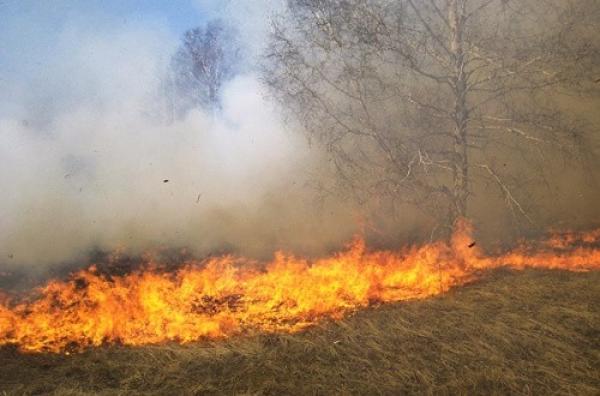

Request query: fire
[{"left": 0, "top": 220, "right": 598, "bottom": 353}]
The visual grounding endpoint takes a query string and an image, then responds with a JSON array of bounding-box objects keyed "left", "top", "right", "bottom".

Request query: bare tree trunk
[{"left": 448, "top": 0, "right": 469, "bottom": 224}]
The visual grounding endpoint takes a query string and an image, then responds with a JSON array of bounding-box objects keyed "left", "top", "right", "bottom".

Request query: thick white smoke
[{"left": 0, "top": 11, "right": 355, "bottom": 270}]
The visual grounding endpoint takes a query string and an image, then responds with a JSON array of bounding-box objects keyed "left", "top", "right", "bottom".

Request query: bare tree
[
  {"left": 170, "top": 19, "right": 244, "bottom": 116},
  {"left": 264, "top": 0, "right": 599, "bottom": 232}
]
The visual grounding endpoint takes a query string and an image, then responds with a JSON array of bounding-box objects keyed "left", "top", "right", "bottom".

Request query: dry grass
[{"left": 0, "top": 268, "right": 598, "bottom": 395}]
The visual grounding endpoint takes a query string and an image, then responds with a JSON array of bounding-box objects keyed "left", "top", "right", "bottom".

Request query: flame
[{"left": 0, "top": 220, "right": 598, "bottom": 353}]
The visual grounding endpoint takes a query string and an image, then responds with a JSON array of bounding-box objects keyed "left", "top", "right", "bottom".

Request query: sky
[
  {"left": 0, "top": 1, "right": 277, "bottom": 115},
  {"left": 0, "top": 1, "right": 204, "bottom": 107}
]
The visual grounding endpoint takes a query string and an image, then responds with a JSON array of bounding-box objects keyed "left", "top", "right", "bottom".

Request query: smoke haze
[
  {"left": 0, "top": 5, "right": 358, "bottom": 271},
  {"left": 1, "top": 1, "right": 599, "bottom": 274}
]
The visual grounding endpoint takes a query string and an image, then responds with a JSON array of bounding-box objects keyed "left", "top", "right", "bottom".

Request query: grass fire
[
  {"left": 1, "top": 0, "right": 599, "bottom": 394},
  {"left": 1, "top": 221, "right": 598, "bottom": 355}
]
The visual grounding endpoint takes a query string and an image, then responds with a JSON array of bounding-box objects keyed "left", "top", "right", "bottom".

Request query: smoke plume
[{"left": 0, "top": 6, "right": 356, "bottom": 271}]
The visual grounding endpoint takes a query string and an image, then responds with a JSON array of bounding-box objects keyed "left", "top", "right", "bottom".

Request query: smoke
[
  {"left": 2, "top": 2, "right": 598, "bottom": 273},
  {"left": 0, "top": 5, "right": 356, "bottom": 271}
]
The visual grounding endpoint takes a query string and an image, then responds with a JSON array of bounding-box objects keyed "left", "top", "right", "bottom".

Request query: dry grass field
[{"left": 0, "top": 268, "right": 598, "bottom": 395}]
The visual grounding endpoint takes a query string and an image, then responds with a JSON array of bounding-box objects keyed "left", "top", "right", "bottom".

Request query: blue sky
[
  {"left": 0, "top": 1, "right": 209, "bottom": 38},
  {"left": 0, "top": 1, "right": 215, "bottom": 82},
  {"left": 0, "top": 1, "right": 247, "bottom": 118},
  {"left": 0, "top": 1, "right": 274, "bottom": 99}
]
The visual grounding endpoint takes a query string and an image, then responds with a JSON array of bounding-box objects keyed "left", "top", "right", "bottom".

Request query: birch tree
[
  {"left": 265, "top": 0, "right": 599, "bottom": 231},
  {"left": 171, "top": 19, "right": 243, "bottom": 115}
]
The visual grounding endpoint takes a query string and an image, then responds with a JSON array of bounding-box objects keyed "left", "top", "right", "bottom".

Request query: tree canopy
[{"left": 170, "top": 19, "right": 244, "bottom": 116}]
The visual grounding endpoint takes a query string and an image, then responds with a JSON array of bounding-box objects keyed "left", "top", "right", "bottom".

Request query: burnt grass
[{"left": 0, "top": 269, "right": 598, "bottom": 395}]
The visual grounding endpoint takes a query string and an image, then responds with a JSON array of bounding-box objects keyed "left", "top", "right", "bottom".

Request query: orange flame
[{"left": 1, "top": 220, "right": 599, "bottom": 353}]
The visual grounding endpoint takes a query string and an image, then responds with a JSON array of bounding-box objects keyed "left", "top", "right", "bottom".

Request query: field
[{"left": 0, "top": 268, "right": 598, "bottom": 395}]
